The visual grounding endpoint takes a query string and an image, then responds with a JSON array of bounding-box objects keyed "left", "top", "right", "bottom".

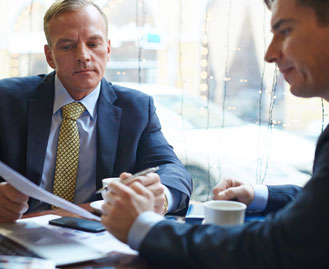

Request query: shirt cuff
[
  {"left": 127, "top": 211, "right": 164, "bottom": 250},
  {"left": 163, "top": 185, "right": 181, "bottom": 213},
  {"left": 247, "top": 184, "right": 269, "bottom": 211}
]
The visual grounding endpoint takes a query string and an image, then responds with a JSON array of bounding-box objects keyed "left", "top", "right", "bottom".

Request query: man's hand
[
  {"left": 101, "top": 181, "right": 154, "bottom": 243},
  {"left": 212, "top": 178, "right": 254, "bottom": 206},
  {"left": 0, "top": 182, "right": 29, "bottom": 223},
  {"left": 120, "top": 172, "right": 166, "bottom": 214}
]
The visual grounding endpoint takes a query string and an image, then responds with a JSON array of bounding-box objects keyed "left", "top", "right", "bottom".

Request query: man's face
[
  {"left": 265, "top": 0, "right": 329, "bottom": 100},
  {"left": 44, "top": 5, "right": 110, "bottom": 100}
]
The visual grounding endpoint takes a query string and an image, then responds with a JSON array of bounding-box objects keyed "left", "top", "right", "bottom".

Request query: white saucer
[{"left": 90, "top": 200, "right": 104, "bottom": 214}]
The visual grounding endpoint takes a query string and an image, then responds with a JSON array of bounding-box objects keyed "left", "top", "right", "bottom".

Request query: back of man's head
[
  {"left": 264, "top": 0, "right": 329, "bottom": 26},
  {"left": 43, "top": 0, "right": 108, "bottom": 45}
]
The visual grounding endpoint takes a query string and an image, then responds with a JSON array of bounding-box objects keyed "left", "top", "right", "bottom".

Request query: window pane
[{"left": 1, "top": 0, "right": 326, "bottom": 201}]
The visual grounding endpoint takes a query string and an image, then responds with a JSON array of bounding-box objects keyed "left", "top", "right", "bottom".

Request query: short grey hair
[{"left": 44, "top": 0, "right": 108, "bottom": 46}]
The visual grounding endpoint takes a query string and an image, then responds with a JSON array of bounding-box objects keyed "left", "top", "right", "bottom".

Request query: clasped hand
[{"left": 101, "top": 172, "right": 165, "bottom": 242}]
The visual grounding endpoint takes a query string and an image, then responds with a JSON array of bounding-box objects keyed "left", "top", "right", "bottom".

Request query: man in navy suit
[
  {"left": 0, "top": 0, "right": 192, "bottom": 222},
  {"left": 101, "top": 0, "right": 329, "bottom": 268}
]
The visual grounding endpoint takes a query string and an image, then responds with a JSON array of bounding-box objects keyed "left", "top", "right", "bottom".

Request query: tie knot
[{"left": 62, "top": 102, "right": 86, "bottom": 120}]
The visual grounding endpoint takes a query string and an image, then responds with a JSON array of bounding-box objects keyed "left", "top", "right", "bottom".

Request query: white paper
[
  {"left": 0, "top": 161, "right": 100, "bottom": 221},
  {"left": 186, "top": 202, "right": 205, "bottom": 218},
  {"left": 19, "top": 215, "right": 137, "bottom": 255}
]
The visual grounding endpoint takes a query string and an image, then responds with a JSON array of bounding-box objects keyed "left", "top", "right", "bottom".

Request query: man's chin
[
  {"left": 290, "top": 85, "right": 315, "bottom": 99},
  {"left": 73, "top": 78, "right": 100, "bottom": 90}
]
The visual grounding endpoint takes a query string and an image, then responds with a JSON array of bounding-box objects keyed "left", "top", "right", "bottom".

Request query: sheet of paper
[
  {"left": 186, "top": 202, "right": 204, "bottom": 218},
  {"left": 0, "top": 161, "right": 100, "bottom": 221},
  {"left": 19, "top": 215, "right": 137, "bottom": 255}
]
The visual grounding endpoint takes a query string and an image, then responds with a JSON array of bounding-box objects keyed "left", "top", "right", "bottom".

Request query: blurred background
[{"left": 0, "top": 0, "right": 327, "bottom": 201}]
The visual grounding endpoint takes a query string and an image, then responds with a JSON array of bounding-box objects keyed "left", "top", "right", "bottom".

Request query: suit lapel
[
  {"left": 26, "top": 73, "right": 55, "bottom": 185},
  {"left": 96, "top": 79, "right": 121, "bottom": 190}
]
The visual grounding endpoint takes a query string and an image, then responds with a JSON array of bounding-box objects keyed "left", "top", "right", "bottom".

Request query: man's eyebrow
[
  {"left": 272, "top": 18, "right": 294, "bottom": 32},
  {"left": 88, "top": 35, "right": 104, "bottom": 41},
  {"left": 56, "top": 38, "right": 75, "bottom": 45}
]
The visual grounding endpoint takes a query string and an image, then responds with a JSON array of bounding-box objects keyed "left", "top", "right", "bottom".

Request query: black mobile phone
[{"left": 49, "top": 216, "right": 106, "bottom": 233}]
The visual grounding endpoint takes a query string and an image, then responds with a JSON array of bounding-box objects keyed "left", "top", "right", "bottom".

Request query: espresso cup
[
  {"left": 101, "top": 177, "right": 120, "bottom": 200},
  {"left": 203, "top": 200, "right": 247, "bottom": 226}
]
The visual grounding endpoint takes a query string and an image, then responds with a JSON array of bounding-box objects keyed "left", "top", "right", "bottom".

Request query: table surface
[{"left": 23, "top": 203, "right": 155, "bottom": 269}]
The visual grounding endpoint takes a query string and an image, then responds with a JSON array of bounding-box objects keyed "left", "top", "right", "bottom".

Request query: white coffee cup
[
  {"left": 101, "top": 177, "right": 120, "bottom": 200},
  {"left": 203, "top": 200, "right": 247, "bottom": 226}
]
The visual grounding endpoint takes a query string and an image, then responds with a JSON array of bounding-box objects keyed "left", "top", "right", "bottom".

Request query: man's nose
[
  {"left": 76, "top": 44, "right": 91, "bottom": 62},
  {"left": 264, "top": 38, "right": 281, "bottom": 63}
]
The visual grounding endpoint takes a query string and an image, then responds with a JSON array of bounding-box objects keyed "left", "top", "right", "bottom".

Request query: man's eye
[
  {"left": 61, "top": 45, "right": 72, "bottom": 50},
  {"left": 88, "top": 43, "right": 99, "bottom": 48},
  {"left": 279, "top": 28, "right": 292, "bottom": 37}
]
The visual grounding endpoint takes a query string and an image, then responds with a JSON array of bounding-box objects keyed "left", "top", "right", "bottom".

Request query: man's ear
[
  {"left": 44, "top": 44, "right": 56, "bottom": 69},
  {"left": 106, "top": 40, "right": 111, "bottom": 62}
]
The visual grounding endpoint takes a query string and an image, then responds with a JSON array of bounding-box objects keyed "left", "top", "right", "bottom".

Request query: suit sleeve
[
  {"left": 136, "top": 96, "right": 192, "bottom": 215},
  {"left": 264, "top": 184, "right": 302, "bottom": 213},
  {"left": 138, "top": 130, "right": 329, "bottom": 268}
]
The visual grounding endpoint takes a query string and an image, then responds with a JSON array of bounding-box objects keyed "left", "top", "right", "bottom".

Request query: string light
[
  {"left": 200, "top": 71, "right": 208, "bottom": 79},
  {"left": 200, "top": 83, "right": 208, "bottom": 91},
  {"left": 201, "top": 47, "right": 208, "bottom": 55},
  {"left": 177, "top": 0, "right": 189, "bottom": 171},
  {"left": 202, "top": 36, "right": 208, "bottom": 44},
  {"left": 136, "top": 0, "right": 146, "bottom": 84},
  {"left": 200, "top": 59, "right": 208, "bottom": 67}
]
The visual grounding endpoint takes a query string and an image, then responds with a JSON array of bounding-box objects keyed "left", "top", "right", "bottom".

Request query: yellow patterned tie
[{"left": 53, "top": 102, "right": 86, "bottom": 203}]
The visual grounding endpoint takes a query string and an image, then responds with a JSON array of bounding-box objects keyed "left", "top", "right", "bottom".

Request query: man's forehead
[
  {"left": 49, "top": 5, "right": 105, "bottom": 27},
  {"left": 270, "top": 0, "right": 296, "bottom": 27}
]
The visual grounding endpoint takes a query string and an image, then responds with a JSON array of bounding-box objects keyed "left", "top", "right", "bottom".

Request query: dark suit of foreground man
[
  {"left": 101, "top": 0, "right": 329, "bottom": 268},
  {"left": 0, "top": 0, "right": 192, "bottom": 222}
]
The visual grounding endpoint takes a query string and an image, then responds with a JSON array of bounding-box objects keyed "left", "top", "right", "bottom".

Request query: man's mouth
[
  {"left": 279, "top": 66, "right": 295, "bottom": 84},
  {"left": 74, "top": 69, "right": 93, "bottom": 74}
]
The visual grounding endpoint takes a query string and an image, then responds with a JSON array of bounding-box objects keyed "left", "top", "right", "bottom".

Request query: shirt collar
[{"left": 53, "top": 75, "right": 100, "bottom": 120}]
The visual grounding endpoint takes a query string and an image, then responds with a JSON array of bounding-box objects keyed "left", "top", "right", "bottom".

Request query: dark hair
[{"left": 264, "top": 0, "right": 329, "bottom": 25}]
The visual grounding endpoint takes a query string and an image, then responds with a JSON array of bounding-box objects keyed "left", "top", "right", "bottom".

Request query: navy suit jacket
[
  {"left": 139, "top": 126, "right": 329, "bottom": 268},
  {"left": 0, "top": 72, "right": 192, "bottom": 215}
]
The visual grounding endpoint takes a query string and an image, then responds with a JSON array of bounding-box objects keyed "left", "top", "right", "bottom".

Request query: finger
[
  {"left": 108, "top": 181, "right": 134, "bottom": 196},
  {"left": 213, "top": 179, "right": 234, "bottom": 194},
  {"left": 0, "top": 183, "right": 29, "bottom": 222},
  {"left": 119, "top": 172, "right": 132, "bottom": 181},
  {"left": 0, "top": 198, "right": 29, "bottom": 215},
  {"left": 153, "top": 194, "right": 165, "bottom": 206},
  {"left": 1, "top": 183, "right": 29, "bottom": 203},
  {"left": 213, "top": 186, "right": 243, "bottom": 201},
  {"left": 144, "top": 182, "right": 165, "bottom": 197},
  {"left": 130, "top": 182, "right": 154, "bottom": 199},
  {"left": 0, "top": 203, "right": 28, "bottom": 222},
  {"left": 101, "top": 199, "right": 113, "bottom": 216},
  {"left": 103, "top": 188, "right": 119, "bottom": 203},
  {"left": 127, "top": 173, "right": 160, "bottom": 187}
]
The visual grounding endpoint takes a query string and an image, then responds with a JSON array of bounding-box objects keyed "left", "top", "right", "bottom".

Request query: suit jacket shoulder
[
  {"left": 0, "top": 75, "right": 46, "bottom": 99},
  {"left": 0, "top": 73, "right": 54, "bottom": 179}
]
